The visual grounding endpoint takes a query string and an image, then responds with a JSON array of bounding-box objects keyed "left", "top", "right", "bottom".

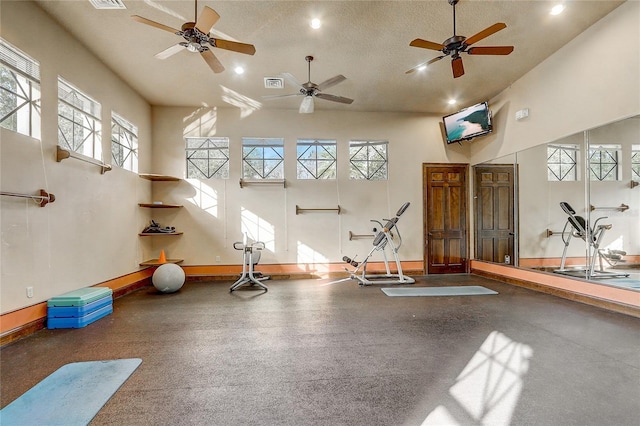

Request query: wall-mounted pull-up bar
[
  {"left": 590, "top": 203, "right": 629, "bottom": 212},
  {"left": 56, "top": 145, "right": 112, "bottom": 174},
  {"left": 239, "top": 178, "right": 286, "bottom": 188},
  {"left": 296, "top": 205, "right": 342, "bottom": 215},
  {"left": 349, "top": 231, "right": 374, "bottom": 240},
  {"left": 0, "top": 189, "right": 56, "bottom": 207}
]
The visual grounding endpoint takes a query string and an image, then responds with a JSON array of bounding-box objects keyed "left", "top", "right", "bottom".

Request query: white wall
[
  {"left": 149, "top": 107, "right": 466, "bottom": 266},
  {"left": 0, "top": 1, "right": 152, "bottom": 313}
]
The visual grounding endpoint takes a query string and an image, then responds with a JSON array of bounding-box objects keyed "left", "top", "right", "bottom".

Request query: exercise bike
[
  {"left": 554, "top": 202, "right": 628, "bottom": 279},
  {"left": 229, "top": 236, "right": 270, "bottom": 292},
  {"left": 342, "top": 202, "right": 415, "bottom": 286}
]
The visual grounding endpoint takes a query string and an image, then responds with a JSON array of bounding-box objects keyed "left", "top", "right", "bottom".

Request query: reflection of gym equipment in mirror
[
  {"left": 554, "top": 202, "right": 629, "bottom": 279},
  {"left": 342, "top": 202, "right": 415, "bottom": 286},
  {"left": 229, "top": 236, "right": 269, "bottom": 292}
]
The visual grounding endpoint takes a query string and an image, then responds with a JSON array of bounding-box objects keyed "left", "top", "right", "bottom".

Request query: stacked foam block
[{"left": 47, "top": 287, "right": 113, "bottom": 329}]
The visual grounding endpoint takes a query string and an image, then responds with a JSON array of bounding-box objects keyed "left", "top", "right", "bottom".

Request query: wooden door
[
  {"left": 474, "top": 165, "right": 515, "bottom": 264},
  {"left": 424, "top": 164, "right": 468, "bottom": 274}
]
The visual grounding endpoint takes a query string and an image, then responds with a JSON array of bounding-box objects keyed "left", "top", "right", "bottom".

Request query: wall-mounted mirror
[{"left": 474, "top": 115, "right": 639, "bottom": 292}]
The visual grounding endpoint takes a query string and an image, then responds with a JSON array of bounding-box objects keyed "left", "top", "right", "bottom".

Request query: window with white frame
[
  {"left": 547, "top": 144, "right": 578, "bottom": 181},
  {"left": 632, "top": 145, "right": 640, "bottom": 180},
  {"left": 242, "top": 137, "right": 284, "bottom": 179},
  {"left": 349, "top": 140, "right": 388, "bottom": 180},
  {"left": 589, "top": 144, "right": 621, "bottom": 181},
  {"left": 296, "top": 139, "right": 337, "bottom": 179},
  {"left": 111, "top": 112, "right": 138, "bottom": 172},
  {"left": 0, "top": 38, "right": 41, "bottom": 139},
  {"left": 58, "top": 77, "right": 102, "bottom": 159},
  {"left": 185, "top": 137, "right": 229, "bottom": 179}
]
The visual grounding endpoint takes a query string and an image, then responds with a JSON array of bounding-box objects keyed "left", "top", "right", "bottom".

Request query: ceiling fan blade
[
  {"left": 131, "top": 15, "right": 180, "bottom": 34},
  {"left": 315, "top": 93, "right": 354, "bottom": 105},
  {"left": 316, "top": 75, "right": 346, "bottom": 92},
  {"left": 210, "top": 38, "right": 256, "bottom": 55},
  {"left": 405, "top": 56, "right": 446, "bottom": 74},
  {"left": 452, "top": 57, "right": 464, "bottom": 78},
  {"left": 195, "top": 6, "right": 220, "bottom": 35},
  {"left": 262, "top": 93, "right": 303, "bottom": 99},
  {"left": 299, "top": 96, "right": 314, "bottom": 114},
  {"left": 468, "top": 46, "right": 514, "bottom": 55},
  {"left": 464, "top": 22, "right": 507, "bottom": 46},
  {"left": 282, "top": 72, "right": 305, "bottom": 91},
  {"left": 201, "top": 49, "right": 224, "bottom": 73},
  {"left": 409, "top": 38, "right": 445, "bottom": 51},
  {"left": 154, "top": 44, "right": 185, "bottom": 59}
]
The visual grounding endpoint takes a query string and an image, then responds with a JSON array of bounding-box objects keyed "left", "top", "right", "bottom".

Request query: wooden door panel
[{"left": 424, "top": 164, "right": 468, "bottom": 274}]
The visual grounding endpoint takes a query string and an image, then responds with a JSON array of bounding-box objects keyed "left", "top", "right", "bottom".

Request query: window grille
[
  {"left": 242, "top": 137, "right": 284, "bottom": 179},
  {"left": 185, "top": 137, "right": 229, "bottom": 179},
  {"left": 632, "top": 145, "right": 640, "bottom": 180},
  {"left": 58, "top": 77, "right": 102, "bottom": 159},
  {"left": 297, "top": 139, "right": 337, "bottom": 179},
  {"left": 547, "top": 144, "right": 578, "bottom": 181},
  {"left": 111, "top": 112, "right": 138, "bottom": 172},
  {"left": 589, "top": 145, "right": 620, "bottom": 181},
  {"left": 0, "top": 38, "right": 41, "bottom": 139},
  {"left": 349, "top": 140, "right": 388, "bottom": 180}
]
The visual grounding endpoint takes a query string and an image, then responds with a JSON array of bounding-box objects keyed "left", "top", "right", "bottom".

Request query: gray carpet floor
[{"left": 1, "top": 274, "right": 639, "bottom": 425}]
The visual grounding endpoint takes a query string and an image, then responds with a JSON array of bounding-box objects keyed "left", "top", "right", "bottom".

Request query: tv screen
[{"left": 443, "top": 101, "right": 492, "bottom": 144}]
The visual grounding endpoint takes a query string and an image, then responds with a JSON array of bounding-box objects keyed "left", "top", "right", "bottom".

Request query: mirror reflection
[{"left": 475, "top": 115, "right": 640, "bottom": 291}]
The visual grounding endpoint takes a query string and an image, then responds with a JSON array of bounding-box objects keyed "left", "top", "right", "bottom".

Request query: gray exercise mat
[{"left": 381, "top": 286, "right": 498, "bottom": 297}]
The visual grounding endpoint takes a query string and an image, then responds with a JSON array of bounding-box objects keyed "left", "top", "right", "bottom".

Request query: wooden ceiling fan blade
[
  {"left": 316, "top": 93, "right": 354, "bottom": 105},
  {"left": 464, "top": 23, "right": 507, "bottom": 46},
  {"left": 154, "top": 44, "right": 185, "bottom": 59},
  {"left": 405, "top": 56, "right": 445, "bottom": 74},
  {"left": 210, "top": 38, "right": 256, "bottom": 56},
  {"left": 131, "top": 15, "right": 180, "bottom": 34},
  {"left": 316, "top": 75, "right": 346, "bottom": 91},
  {"left": 410, "top": 38, "right": 445, "bottom": 51},
  {"left": 195, "top": 6, "right": 220, "bottom": 34},
  {"left": 452, "top": 57, "right": 464, "bottom": 78},
  {"left": 468, "top": 46, "right": 514, "bottom": 55},
  {"left": 201, "top": 49, "right": 224, "bottom": 73}
]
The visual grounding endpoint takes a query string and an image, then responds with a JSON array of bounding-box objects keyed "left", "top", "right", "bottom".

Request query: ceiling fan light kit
[{"left": 407, "top": 0, "right": 514, "bottom": 78}]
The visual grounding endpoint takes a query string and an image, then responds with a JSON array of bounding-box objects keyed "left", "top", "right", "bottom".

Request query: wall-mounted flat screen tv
[{"left": 442, "top": 101, "right": 492, "bottom": 144}]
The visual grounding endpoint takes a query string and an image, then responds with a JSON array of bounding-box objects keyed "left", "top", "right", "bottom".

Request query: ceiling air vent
[
  {"left": 89, "top": 0, "right": 126, "bottom": 10},
  {"left": 264, "top": 77, "right": 284, "bottom": 89}
]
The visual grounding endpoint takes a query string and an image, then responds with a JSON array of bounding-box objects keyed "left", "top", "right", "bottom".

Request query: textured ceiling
[{"left": 33, "top": 0, "right": 624, "bottom": 114}]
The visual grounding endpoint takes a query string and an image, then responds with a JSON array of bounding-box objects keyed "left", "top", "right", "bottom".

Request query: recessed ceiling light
[
  {"left": 550, "top": 4, "right": 565, "bottom": 15},
  {"left": 311, "top": 18, "right": 321, "bottom": 29},
  {"left": 234, "top": 66, "right": 244, "bottom": 75},
  {"left": 448, "top": 99, "right": 457, "bottom": 105}
]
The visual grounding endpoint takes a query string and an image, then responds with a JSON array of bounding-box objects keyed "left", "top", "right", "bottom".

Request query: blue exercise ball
[{"left": 152, "top": 263, "right": 185, "bottom": 293}]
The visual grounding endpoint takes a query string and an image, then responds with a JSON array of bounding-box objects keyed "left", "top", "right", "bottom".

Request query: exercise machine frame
[{"left": 229, "top": 240, "right": 270, "bottom": 291}]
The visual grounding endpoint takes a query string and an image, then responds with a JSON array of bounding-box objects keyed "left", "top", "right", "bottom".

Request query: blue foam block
[
  {"left": 47, "top": 304, "right": 113, "bottom": 329},
  {"left": 47, "top": 287, "right": 113, "bottom": 307},
  {"left": 48, "top": 295, "right": 112, "bottom": 318}
]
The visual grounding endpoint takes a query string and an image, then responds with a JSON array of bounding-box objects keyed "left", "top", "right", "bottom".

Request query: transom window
[
  {"left": 589, "top": 144, "right": 620, "bottom": 181},
  {"left": 242, "top": 137, "right": 284, "bottom": 179},
  {"left": 349, "top": 140, "right": 388, "bottom": 180},
  {"left": 185, "top": 137, "right": 229, "bottom": 179},
  {"left": 58, "top": 77, "right": 102, "bottom": 160},
  {"left": 547, "top": 144, "right": 578, "bottom": 181},
  {"left": 0, "top": 38, "right": 41, "bottom": 139},
  {"left": 296, "top": 139, "right": 337, "bottom": 179},
  {"left": 111, "top": 112, "right": 138, "bottom": 172},
  {"left": 632, "top": 145, "right": 640, "bottom": 180}
]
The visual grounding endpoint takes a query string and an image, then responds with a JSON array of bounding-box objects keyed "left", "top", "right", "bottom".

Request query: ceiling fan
[
  {"left": 131, "top": 0, "right": 255, "bottom": 74},
  {"left": 264, "top": 56, "right": 354, "bottom": 113},
  {"left": 406, "top": 0, "right": 514, "bottom": 78}
]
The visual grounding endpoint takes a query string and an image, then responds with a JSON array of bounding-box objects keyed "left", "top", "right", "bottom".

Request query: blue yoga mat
[
  {"left": 381, "top": 286, "right": 498, "bottom": 297},
  {"left": 0, "top": 358, "right": 142, "bottom": 426}
]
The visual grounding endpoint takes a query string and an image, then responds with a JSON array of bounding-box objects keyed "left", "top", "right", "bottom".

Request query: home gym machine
[
  {"left": 342, "top": 202, "right": 415, "bottom": 286},
  {"left": 229, "top": 237, "right": 270, "bottom": 292},
  {"left": 554, "top": 202, "right": 628, "bottom": 279}
]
